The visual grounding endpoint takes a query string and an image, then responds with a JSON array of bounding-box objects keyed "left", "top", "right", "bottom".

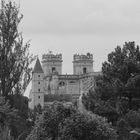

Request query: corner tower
[
  {"left": 42, "top": 51, "right": 62, "bottom": 76},
  {"left": 73, "top": 53, "right": 93, "bottom": 75},
  {"left": 29, "top": 58, "right": 44, "bottom": 109}
]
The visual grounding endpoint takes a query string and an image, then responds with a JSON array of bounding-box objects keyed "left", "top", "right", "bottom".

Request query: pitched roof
[{"left": 33, "top": 58, "right": 44, "bottom": 73}]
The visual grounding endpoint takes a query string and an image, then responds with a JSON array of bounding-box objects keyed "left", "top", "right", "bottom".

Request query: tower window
[
  {"left": 52, "top": 67, "right": 56, "bottom": 73},
  {"left": 38, "top": 96, "right": 40, "bottom": 99},
  {"left": 38, "top": 89, "right": 40, "bottom": 92},
  {"left": 83, "top": 67, "right": 87, "bottom": 74},
  {"left": 38, "top": 75, "right": 40, "bottom": 77},
  {"left": 38, "top": 82, "right": 40, "bottom": 84}
]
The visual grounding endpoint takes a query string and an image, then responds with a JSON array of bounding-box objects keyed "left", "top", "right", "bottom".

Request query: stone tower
[
  {"left": 29, "top": 58, "right": 44, "bottom": 109},
  {"left": 73, "top": 53, "right": 93, "bottom": 75},
  {"left": 42, "top": 51, "right": 62, "bottom": 76}
]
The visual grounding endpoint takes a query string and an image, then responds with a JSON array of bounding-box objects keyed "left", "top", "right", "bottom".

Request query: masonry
[{"left": 29, "top": 52, "right": 100, "bottom": 109}]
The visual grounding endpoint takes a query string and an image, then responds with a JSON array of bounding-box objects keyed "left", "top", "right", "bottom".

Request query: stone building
[{"left": 29, "top": 52, "right": 100, "bottom": 109}]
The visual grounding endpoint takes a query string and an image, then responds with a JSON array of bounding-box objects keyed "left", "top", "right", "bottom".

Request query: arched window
[
  {"left": 83, "top": 67, "right": 87, "bottom": 74},
  {"left": 59, "top": 81, "right": 65, "bottom": 86},
  {"left": 52, "top": 67, "right": 56, "bottom": 73}
]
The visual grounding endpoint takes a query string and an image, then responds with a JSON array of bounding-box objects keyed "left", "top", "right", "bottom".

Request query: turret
[
  {"left": 29, "top": 58, "right": 44, "bottom": 109},
  {"left": 42, "top": 51, "right": 62, "bottom": 76},
  {"left": 73, "top": 53, "right": 93, "bottom": 75}
]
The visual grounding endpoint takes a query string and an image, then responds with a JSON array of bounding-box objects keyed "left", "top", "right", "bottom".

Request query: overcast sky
[
  {"left": 5, "top": 0, "right": 139, "bottom": 96},
  {"left": 9, "top": 0, "right": 140, "bottom": 73}
]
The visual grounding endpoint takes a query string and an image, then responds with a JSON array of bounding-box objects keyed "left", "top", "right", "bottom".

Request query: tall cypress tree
[{"left": 0, "top": 0, "right": 35, "bottom": 99}]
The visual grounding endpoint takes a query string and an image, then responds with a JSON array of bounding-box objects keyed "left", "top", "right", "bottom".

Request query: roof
[{"left": 33, "top": 58, "right": 44, "bottom": 73}]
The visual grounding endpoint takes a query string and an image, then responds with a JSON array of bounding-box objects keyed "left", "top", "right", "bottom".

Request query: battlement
[
  {"left": 73, "top": 53, "right": 93, "bottom": 62},
  {"left": 42, "top": 52, "right": 62, "bottom": 62}
]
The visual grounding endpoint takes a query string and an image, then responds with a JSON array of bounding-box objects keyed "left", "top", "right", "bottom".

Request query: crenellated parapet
[
  {"left": 73, "top": 53, "right": 93, "bottom": 62},
  {"left": 42, "top": 52, "right": 62, "bottom": 62},
  {"left": 42, "top": 51, "right": 62, "bottom": 75}
]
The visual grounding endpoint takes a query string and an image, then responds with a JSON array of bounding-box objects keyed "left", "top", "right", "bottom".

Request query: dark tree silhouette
[{"left": 0, "top": 0, "right": 35, "bottom": 99}]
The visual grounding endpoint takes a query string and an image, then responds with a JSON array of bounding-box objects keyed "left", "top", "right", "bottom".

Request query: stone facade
[{"left": 29, "top": 52, "right": 100, "bottom": 109}]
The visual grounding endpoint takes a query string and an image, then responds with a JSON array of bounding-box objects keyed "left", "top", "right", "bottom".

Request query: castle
[{"left": 29, "top": 52, "right": 100, "bottom": 109}]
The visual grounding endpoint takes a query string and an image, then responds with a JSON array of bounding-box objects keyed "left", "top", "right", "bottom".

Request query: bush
[
  {"left": 26, "top": 102, "right": 76, "bottom": 140},
  {"left": 116, "top": 110, "right": 140, "bottom": 140},
  {"left": 58, "top": 112, "right": 117, "bottom": 140},
  {"left": 125, "top": 110, "right": 140, "bottom": 128},
  {"left": 43, "top": 102, "right": 76, "bottom": 140},
  {"left": 27, "top": 102, "right": 117, "bottom": 140},
  {"left": 94, "top": 102, "right": 119, "bottom": 125},
  {"left": 116, "top": 119, "right": 131, "bottom": 140}
]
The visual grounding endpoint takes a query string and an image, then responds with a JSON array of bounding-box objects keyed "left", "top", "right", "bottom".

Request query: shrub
[
  {"left": 58, "top": 112, "right": 117, "bottom": 140},
  {"left": 94, "top": 102, "right": 119, "bottom": 125},
  {"left": 125, "top": 110, "right": 140, "bottom": 128}
]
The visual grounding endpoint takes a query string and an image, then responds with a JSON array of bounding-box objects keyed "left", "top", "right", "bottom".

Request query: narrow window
[
  {"left": 38, "top": 96, "right": 40, "bottom": 99},
  {"left": 83, "top": 67, "right": 87, "bottom": 74},
  {"left": 38, "top": 82, "right": 40, "bottom": 84},
  {"left": 38, "top": 89, "right": 40, "bottom": 92},
  {"left": 52, "top": 67, "right": 56, "bottom": 73},
  {"left": 38, "top": 75, "right": 40, "bottom": 77}
]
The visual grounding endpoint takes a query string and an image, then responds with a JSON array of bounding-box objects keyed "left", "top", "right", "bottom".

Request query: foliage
[
  {"left": 94, "top": 102, "right": 119, "bottom": 125},
  {"left": 26, "top": 115, "right": 46, "bottom": 140},
  {"left": 95, "top": 75, "right": 122, "bottom": 101},
  {"left": 81, "top": 42, "right": 140, "bottom": 140},
  {"left": 0, "top": 0, "right": 35, "bottom": 99},
  {"left": 125, "top": 110, "right": 140, "bottom": 129},
  {"left": 26, "top": 102, "right": 76, "bottom": 140},
  {"left": 83, "top": 42, "right": 140, "bottom": 119},
  {"left": 116, "top": 110, "right": 140, "bottom": 140},
  {"left": 82, "top": 89, "right": 99, "bottom": 111},
  {"left": 82, "top": 89, "right": 120, "bottom": 125},
  {"left": 0, "top": 96, "right": 17, "bottom": 139},
  {"left": 5, "top": 94, "right": 30, "bottom": 139},
  {"left": 43, "top": 102, "right": 76, "bottom": 140},
  {"left": 102, "top": 42, "right": 140, "bottom": 84},
  {"left": 116, "top": 119, "right": 131, "bottom": 140},
  {"left": 0, "top": 96, "right": 17, "bottom": 127},
  {"left": 0, "top": 1, "right": 35, "bottom": 139},
  {"left": 27, "top": 102, "right": 117, "bottom": 140},
  {"left": 8, "top": 94, "right": 29, "bottom": 119},
  {"left": 102, "top": 41, "right": 140, "bottom": 109},
  {"left": 58, "top": 112, "right": 117, "bottom": 140}
]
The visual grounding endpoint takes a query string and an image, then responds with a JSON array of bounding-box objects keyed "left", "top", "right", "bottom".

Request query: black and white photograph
[{"left": 0, "top": 0, "right": 140, "bottom": 139}]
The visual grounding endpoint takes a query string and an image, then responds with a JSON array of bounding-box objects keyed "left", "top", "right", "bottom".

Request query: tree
[
  {"left": 43, "top": 102, "right": 76, "bottom": 140},
  {"left": 58, "top": 112, "right": 117, "bottom": 140},
  {"left": 26, "top": 102, "right": 77, "bottom": 140},
  {"left": 82, "top": 42, "right": 140, "bottom": 128},
  {"left": 102, "top": 42, "right": 140, "bottom": 83},
  {"left": 125, "top": 110, "right": 140, "bottom": 129},
  {"left": 0, "top": 1, "right": 35, "bottom": 139},
  {"left": 102, "top": 41, "right": 140, "bottom": 109},
  {"left": 116, "top": 119, "right": 131, "bottom": 140},
  {"left": 27, "top": 102, "right": 117, "bottom": 140},
  {"left": 26, "top": 115, "right": 45, "bottom": 140},
  {"left": 0, "top": 96, "right": 17, "bottom": 140},
  {"left": 82, "top": 89, "right": 98, "bottom": 111},
  {"left": 0, "top": 0, "right": 35, "bottom": 99}
]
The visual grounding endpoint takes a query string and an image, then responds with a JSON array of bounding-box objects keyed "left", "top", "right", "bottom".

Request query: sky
[
  {"left": 3, "top": 0, "right": 140, "bottom": 96},
  {"left": 11, "top": 0, "right": 140, "bottom": 73}
]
